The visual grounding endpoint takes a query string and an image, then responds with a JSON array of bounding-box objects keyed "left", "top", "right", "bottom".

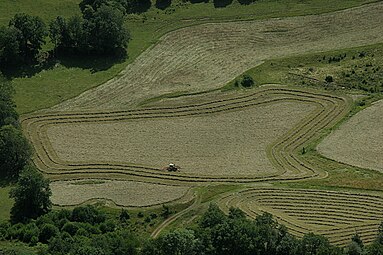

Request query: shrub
[
  {"left": 71, "top": 205, "right": 106, "bottom": 225},
  {"left": 39, "top": 224, "right": 59, "bottom": 243},
  {"left": 325, "top": 75, "right": 334, "bottom": 83},
  {"left": 241, "top": 75, "right": 255, "bottom": 88}
]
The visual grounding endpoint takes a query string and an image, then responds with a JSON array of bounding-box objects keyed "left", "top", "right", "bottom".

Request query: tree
[
  {"left": 87, "top": 4, "right": 130, "bottom": 53},
  {"left": 8, "top": 13, "right": 47, "bottom": 61},
  {"left": 9, "top": 165, "right": 52, "bottom": 223},
  {"left": 0, "top": 26, "right": 23, "bottom": 65},
  {"left": 142, "top": 229, "right": 198, "bottom": 255},
  {"left": 199, "top": 203, "right": 226, "bottom": 228},
  {"left": 0, "top": 79, "right": 18, "bottom": 127},
  {"left": 71, "top": 205, "right": 106, "bottom": 224},
  {"left": 0, "top": 125, "right": 31, "bottom": 179},
  {"left": 51, "top": 5, "right": 130, "bottom": 54}
]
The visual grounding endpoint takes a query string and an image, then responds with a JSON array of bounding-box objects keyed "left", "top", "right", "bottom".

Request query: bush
[
  {"left": 71, "top": 205, "right": 106, "bottom": 225},
  {"left": 240, "top": 75, "right": 255, "bottom": 88},
  {"left": 61, "top": 222, "right": 79, "bottom": 236},
  {"left": 325, "top": 75, "right": 334, "bottom": 83},
  {"left": 39, "top": 224, "right": 59, "bottom": 243},
  {"left": 10, "top": 166, "right": 51, "bottom": 223}
]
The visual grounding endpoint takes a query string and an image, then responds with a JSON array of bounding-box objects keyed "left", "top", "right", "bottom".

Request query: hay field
[
  {"left": 50, "top": 180, "right": 190, "bottom": 207},
  {"left": 45, "top": 102, "right": 314, "bottom": 177},
  {"left": 52, "top": 2, "right": 383, "bottom": 111},
  {"left": 22, "top": 87, "right": 351, "bottom": 183},
  {"left": 218, "top": 188, "right": 383, "bottom": 246},
  {"left": 317, "top": 99, "right": 383, "bottom": 173}
]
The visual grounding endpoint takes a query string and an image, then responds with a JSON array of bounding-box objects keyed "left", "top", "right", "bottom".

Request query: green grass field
[{"left": 0, "top": 0, "right": 376, "bottom": 114}]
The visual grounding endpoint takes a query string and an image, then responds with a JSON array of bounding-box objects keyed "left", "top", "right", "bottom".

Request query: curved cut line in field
[
  {"left": 50, "top": 179, "right": 192, "bottom": 207},
  {"left": 51, "top": 2, "right": 383, "bottom": 111},
  {"left": 318, "top": 99, "right": 383, "bottom": 173},
  {"left": 218, "top": 188, "right": 383, "bottom": 246},
  {"left": 22, "top": 87, "right": 351, "bottom": 183}
]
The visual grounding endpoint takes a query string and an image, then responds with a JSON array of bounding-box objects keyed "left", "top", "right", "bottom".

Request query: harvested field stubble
[
  {"left": 218, "top": 188, "right": 383, "bottom": 246},
  {"left": 46, "top": 102, "right": 315, "bottom": 177},
  {"left": 22, "top": 87, "right": 351, "bottom": 183},
  {"left": 318, "top": 99, "right": 383, "bottom": 172},
  {"left": 50, "top": 179, "right": 191, "bottom": 207},
  {"left": 52, "top": 2, "right": 383, "bottom": 111}
]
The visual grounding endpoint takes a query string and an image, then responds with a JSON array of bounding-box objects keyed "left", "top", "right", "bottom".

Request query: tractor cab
[{"left": 166, "top": 163, "right": 178, "bottom": 172}]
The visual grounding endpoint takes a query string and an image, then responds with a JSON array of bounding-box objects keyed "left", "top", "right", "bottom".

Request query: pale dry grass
[
  {"left": 52, "top": 2, "right": 383, "bottom": 111},
  {"left": 219, "top": 188, "right": 383, "bottom": 245},
  {"left": 50, "top": 179, "right": 190, "bottom": 207},
  {"left": 46, "top": 102, "right": 315, "bottom": 177},
  {"left": 317, "top": 99, "right": 383, "bottom": 173}
]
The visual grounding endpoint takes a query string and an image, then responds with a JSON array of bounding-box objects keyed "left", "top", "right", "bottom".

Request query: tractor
[{"left": 166, "top": 163, "right": 179, "bottom": 172}]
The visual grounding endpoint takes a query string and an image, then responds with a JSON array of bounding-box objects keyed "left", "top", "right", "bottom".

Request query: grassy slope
[{"left": 0, "top": 0, "right": 376, "bottom": 114}]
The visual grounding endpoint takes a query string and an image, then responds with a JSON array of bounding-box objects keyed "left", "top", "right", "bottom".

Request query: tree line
[
  {"left": 0, "top": 203, "right": 382, "bottom": 255},
  {"left": 0, "top": 1, "right": 132, "bottom": 69}
]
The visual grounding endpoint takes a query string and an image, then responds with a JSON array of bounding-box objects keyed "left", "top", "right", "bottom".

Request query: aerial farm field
[{"left": 3, "top": 0, "right": 383, "bottom": 247}]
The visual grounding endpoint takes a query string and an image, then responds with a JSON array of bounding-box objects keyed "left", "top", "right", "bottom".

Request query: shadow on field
[
  {"left": 1, "top": 49, "right": 127, "bottom": 79},
  {"left": 57, "top": 49, "right": 128, "bottom": 73},
  {"left": 156, "top": 0, "right": 172, "bottom": 10},
  {"left": 238, "top": 0, "right": 254, "bottom": 5},
  {"left": 213, "top": 0, "right": 233, "bottom": 8}
]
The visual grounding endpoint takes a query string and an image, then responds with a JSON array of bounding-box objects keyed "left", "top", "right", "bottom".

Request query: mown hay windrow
[
  {"left": 317, "top": 99, "right": 383, "bottom": 172},
  {"left": 50, "top": 179, "right": 190, "bottom": 207},
  {"left": 46, "top": 102, "right": 315, "bottom": 176},
  {"left": 52, "top": 2, "right": 383, "bottom": 111},
  {"left": 218, "top": 188, "right": 383, "bottom": 245}
]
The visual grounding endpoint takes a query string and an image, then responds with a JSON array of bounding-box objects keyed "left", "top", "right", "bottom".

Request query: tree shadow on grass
[
  {"left": 1, "top": 48, "right": 128, "bottom": 79},
  {"left": 189, "top": 0, "right": 209, "bottom": 3},
  {"left": 213, "top": 0, "right": 233, "bottom": 8},
  {"left": 56, "top": 48, "right": 128, "bottom": 73},
  {"left": 238, "top": 0, "right": 255, "bottom": 5},
  {"left": 156, "top": 0, "right": 172, "bottom": 10}
]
